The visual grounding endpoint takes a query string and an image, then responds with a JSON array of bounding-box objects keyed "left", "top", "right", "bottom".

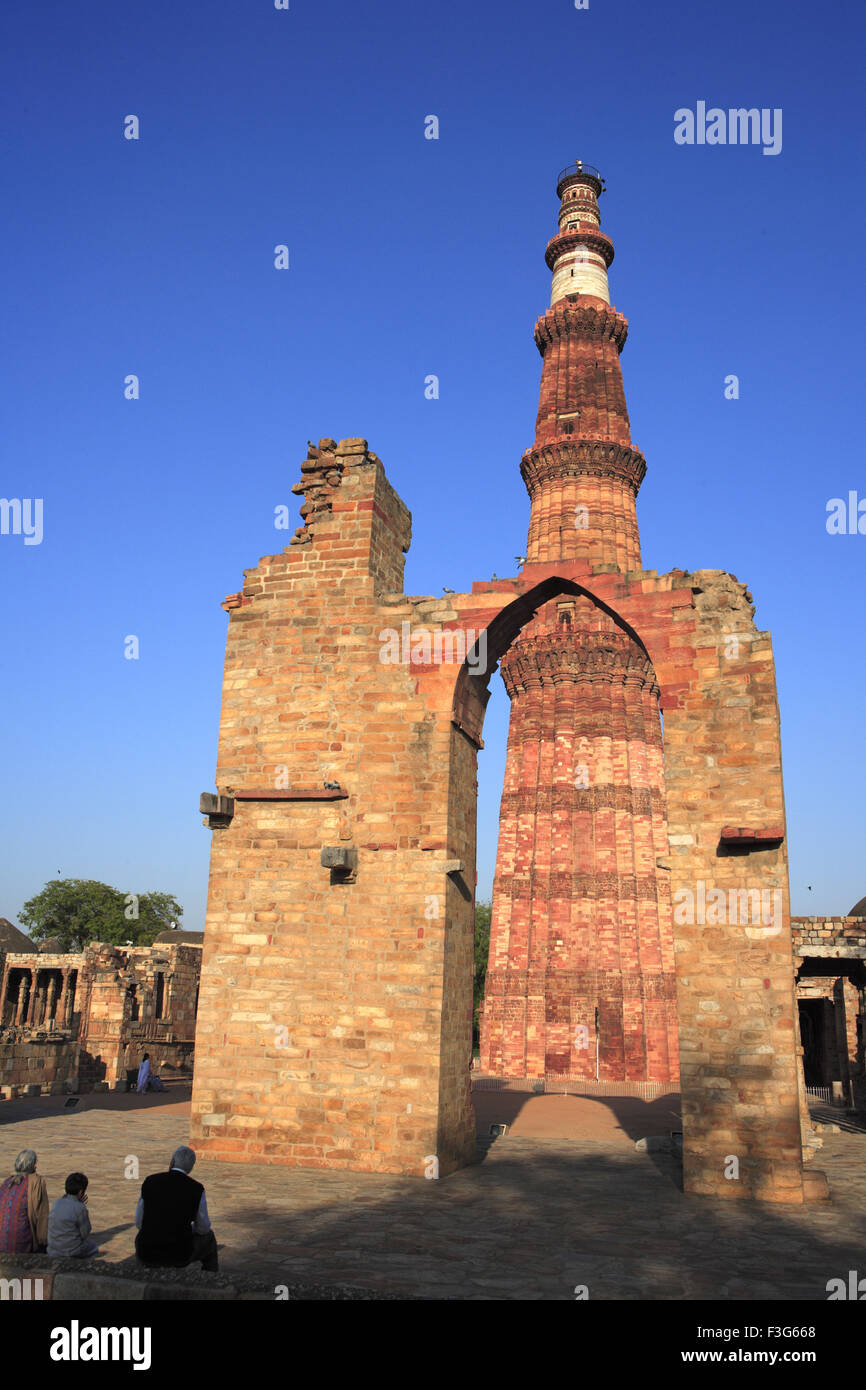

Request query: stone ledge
[{"left": 0, "top": 1252, "right": 404, "bottom": 1301}]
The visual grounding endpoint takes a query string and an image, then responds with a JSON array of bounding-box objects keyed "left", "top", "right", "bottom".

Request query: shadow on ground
[
  {"left": 207, "top": 1136, "right": 866, "bottom": 1300},
  {"left": 0, "top": 1084, "right": 191, "bottom": 1129},
  {"left": 2, "top": 1087, "right": 864, "bottom": 1299}
]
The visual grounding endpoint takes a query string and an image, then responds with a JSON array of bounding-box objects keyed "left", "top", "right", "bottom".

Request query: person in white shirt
[{"left": 47, "top": 1172, "right": 98, "bottom": 1258}]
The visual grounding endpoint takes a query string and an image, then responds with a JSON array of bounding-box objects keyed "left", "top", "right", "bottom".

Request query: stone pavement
[{"left": 2, "top": 1086, "right": 864, "bottom": 1300}]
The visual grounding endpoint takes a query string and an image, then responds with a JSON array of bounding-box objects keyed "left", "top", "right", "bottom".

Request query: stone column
[
  {"left": 36, "top": 975, "right": 47, "bottom": 1026},
  {"left": 46, "top": 974, "right": 58, "bottom": 1027},
  {"left": 58, "top": 970, "right": 69, "bottom": 1028},
  {"left": 833, "top": 978, "right": 853, "bottom": 1106},
  {"left": 65, "top": 972, "right": 77, "bottom": 1027},
  {"left": 15, "top": 973, "right": 30, "bottom": 1026},
  {"left": 25, "top": 971, "right": 39, "bottom": 1025}
]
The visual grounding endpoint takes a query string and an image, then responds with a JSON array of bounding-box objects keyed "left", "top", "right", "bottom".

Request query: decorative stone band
[
  {"left": 485, "top": 968, "right": 678, "bottom": 998},
  {"left": 545, "top": 226, "right": 615, "bottom": 271},
  {"left": 499, "top": 630, "right": 658, "bottom": 696},
  {"left": 490, "top": 871, "right": 665, "bottom": 904},
  {"left": 520, "top": 439, "right": 647, "bottom": 496},
  {"left": 534, "top": 300, "right": 628, "bottom": 354},
  {"left": 500, "top": 784, "right": 666, "bottom": 817}
]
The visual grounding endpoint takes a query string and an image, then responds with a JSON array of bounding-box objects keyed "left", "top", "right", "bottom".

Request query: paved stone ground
[
  {"left": 471, "top": 1088, "right": 682, "bottom": 1141},
  {"left": 2, "top": 1086, "right": 864, "bottom": 1300}
]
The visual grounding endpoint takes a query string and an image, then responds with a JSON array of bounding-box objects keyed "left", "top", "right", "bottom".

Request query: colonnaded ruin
[
  {"left": 0, "top": 918, "right": 202, "bottom": 1096},
  {"left": 190, "top": 161, "right": 842, "bottom": 1202}
]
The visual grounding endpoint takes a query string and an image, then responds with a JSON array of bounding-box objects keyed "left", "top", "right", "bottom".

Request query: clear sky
[{"left": 2, "top": 0, "right": 864, "bottom": 933}]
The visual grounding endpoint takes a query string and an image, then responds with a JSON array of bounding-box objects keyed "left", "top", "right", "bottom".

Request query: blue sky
[{"left": 1, "top": 0, "right": 864, "bottom": 933}]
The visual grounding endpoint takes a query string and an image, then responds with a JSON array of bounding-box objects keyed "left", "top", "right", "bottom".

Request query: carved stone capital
[
  {"left": 534, "top": 300, "right": 628, "bottom": 353},
  {"left": 520, "top": 439, "right": 646, "bottom": 496}
]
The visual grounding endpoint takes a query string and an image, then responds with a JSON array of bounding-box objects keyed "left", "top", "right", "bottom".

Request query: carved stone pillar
[
  {"left": 46, "top": 974, "right": 58, "bottom": 1027},
  {"left": 65, "top": 972, "right": 77, "bottom": 1027},
  {"left": 16, "top": 973, "right": 30, "bottom": 1026},
  {"left": 25, "top": 971, "right": 39, "bottom": 1025}
]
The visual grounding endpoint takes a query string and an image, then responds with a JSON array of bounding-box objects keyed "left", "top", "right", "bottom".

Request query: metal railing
[
  {"left": 556, "top": 162, "right": 604, "bottom": 193},
  {"left": 805, "top": 1085, "right": 835, "bottom": 1104}
]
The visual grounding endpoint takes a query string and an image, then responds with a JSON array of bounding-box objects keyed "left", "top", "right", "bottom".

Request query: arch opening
[{"left": 450, "top": 575, "right": 681, "bottom": 1148}]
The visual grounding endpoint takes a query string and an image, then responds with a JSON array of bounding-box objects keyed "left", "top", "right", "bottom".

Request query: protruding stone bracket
[
  {"left": 719, "top": 826, "right": 784, "bottom": 850},
  {"left": 200, "top": 793, "right": 235, "bottom": 829},
  {"left": 321, "top": 846, "right": 357, "bottom": 884}
]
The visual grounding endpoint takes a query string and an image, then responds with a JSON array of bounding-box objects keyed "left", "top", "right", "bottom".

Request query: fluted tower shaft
[
  {"left": 480, "top": 164, "right": 678, "bottom": 1083},
  {"left": 523, "top": 164, "right": 646, "bottom": 572}
]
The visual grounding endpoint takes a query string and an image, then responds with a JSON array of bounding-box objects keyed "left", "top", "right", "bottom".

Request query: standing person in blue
[
  {"left": 134, "top": 1145, "right": 218, "bottom": 1271},
  {"left": 47, "top": 1172, "right": 98, "bottom": 1258},
  {"left": 135, "top": 1053, "right": 151, "bottom": 1093}
]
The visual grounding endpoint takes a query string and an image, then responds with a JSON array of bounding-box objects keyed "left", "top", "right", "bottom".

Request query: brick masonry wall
[
  {"left": 792, "top": 917, "right": 866, "bottom": 959},
  {"left": 81, "top": 943, "right": 202, "bottom": 1087},
  {"left": 793, "top": 917, "right": 865, "bottom": 1084},
  {"left": 191, "top": 439, "right": 477, "bottom": 1176},
  {"left": 191, "top": 439, "right": 805, "bottom": 1200}
]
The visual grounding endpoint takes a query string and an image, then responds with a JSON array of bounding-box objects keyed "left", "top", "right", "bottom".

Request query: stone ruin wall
[
  {"left": 0, "top": 942, "right": 202, "bottom": 1097},
  {"left": 0, "top": 949, "right": 83, "bottom": 1096},
  {"left": 190, "top": 436, "right": 814, "bottom": 1202},
  {"left": 792, "top": 916, "right": 866, "bottom": 1096}
]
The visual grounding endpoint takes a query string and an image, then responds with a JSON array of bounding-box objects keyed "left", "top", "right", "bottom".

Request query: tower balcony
[
  {"left": 545, "top": 225, "right": 615, "bottom": 271},
  {"left": 556, "top": 162, "right": 605, "bottom": 198}
]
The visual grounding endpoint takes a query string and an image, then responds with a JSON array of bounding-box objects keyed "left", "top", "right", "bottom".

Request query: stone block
[{"left": 802, "top": 1169, "right": 830, "bottom": 1202}]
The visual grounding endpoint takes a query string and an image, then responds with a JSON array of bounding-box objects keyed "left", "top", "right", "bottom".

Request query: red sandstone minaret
[{"left": 479, "top": 162, "right": 679, "bottom": 1083}]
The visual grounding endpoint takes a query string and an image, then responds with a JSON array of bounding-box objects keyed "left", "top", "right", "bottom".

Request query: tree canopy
[
  {"left": 473, "top": 898, "right": 492, "bottom": 1050},
  {"left": 17, "top": 879, "right": 183, "bottom": 952}
]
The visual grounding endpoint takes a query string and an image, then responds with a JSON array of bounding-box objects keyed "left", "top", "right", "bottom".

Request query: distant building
[{"left": 793, "top": 900, "right": 866, "bottom": 1106}]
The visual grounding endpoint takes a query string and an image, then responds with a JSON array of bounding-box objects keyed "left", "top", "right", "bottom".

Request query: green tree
[
  {"left": 473, "top": 898, "right": 492, "bottom": 1051},
  {"left": 18, "top": 879, "right": 183, "bottom": 952}
]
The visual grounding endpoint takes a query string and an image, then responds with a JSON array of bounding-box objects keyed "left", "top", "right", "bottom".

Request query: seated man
[
  {"left": 47, "top": 1172, "right": 99, "bottom": 1259},
  {"left": 134, "top": 1145, "right": 218, "bottom": 1272}
]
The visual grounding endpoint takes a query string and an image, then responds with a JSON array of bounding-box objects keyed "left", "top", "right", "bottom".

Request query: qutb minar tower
[
  {"left": 479, "top": 162, "right": 679, "bottom": 1083},
  {"left": 192, "top": 148, "right": 803, "bottom": 1196}
]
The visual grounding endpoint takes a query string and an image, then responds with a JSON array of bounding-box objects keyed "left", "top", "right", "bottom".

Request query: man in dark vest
[{"left": 134, "top": 1145, "right": 218, "bottom": 1271}]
